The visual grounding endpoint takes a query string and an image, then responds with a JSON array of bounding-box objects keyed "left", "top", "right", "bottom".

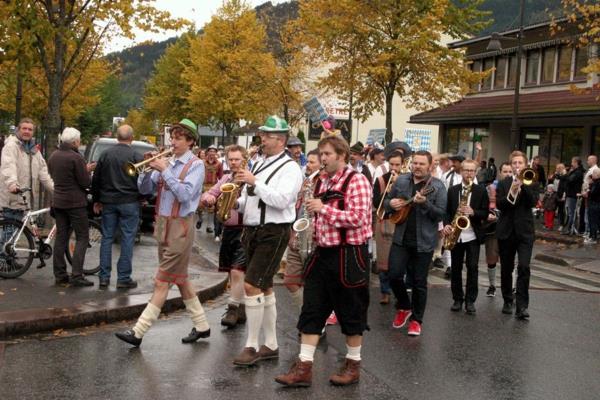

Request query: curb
[
  {"left": 535, "top": 232, "right": 581, "bottom": 246},
  {"left": 0, "top": 255, "right": 227, "bottom": 339},
  {"left": 534, "top": 253, "right": 571, "bottom": 267}
]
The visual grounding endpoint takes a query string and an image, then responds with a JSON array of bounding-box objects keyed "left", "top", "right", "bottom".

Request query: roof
[{"left": 409, "top": 89, "right": 600, "bottom": 124}]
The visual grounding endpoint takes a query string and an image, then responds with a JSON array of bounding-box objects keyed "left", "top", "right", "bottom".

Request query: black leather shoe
[
  {"left": 515, "top": 308, "right": 530, "bottom": 320},
  {"left": 116, "top": 280, "right": 138, "bottom": 289},
  {"left": 502, "top": 302, "right": 513, "bottom": 314},
  {"left": 99, "top": 279, "right": 109, "bottom": 289},
  {"left": 450, "top": 301, "right": 462, "bottom": 312},
  {"left": 71, "top": 277, "right": 94, "bottom": 287},
  {"left": 181, "top": 327, "right": 210, "bottom": 343},
  {"left": 465, "top": 302, "right": 476, "bottom": 314},
  {"left": 55, "top": 276, "right": 70, "bottom": 285},
  {"left": 115, "top": 329, "right": 142, "bottom": 346}
]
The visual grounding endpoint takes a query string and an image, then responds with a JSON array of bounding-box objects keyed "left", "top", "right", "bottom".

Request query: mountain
[{"left": 108, "top": 0, "right": 563, "bottom": 115}]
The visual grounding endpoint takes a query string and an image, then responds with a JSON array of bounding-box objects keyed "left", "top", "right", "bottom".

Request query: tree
[
  {"left": 183, "top": 0, "right": 278, "bottom": 137},
  {"left": 77, "top": 74, "right": 125, "bottom": 143},
  {"left": 1, "top": 0, "right": 189, "bottom": 151},
  {"left": 124, "top": 108, "right": 155, "bottom": 140},
  {"left": 295, "top": 0, "right": 490, "bottom": 143},
  {"left": 143, "top": 32, "right": 195, "bottom": 124}
]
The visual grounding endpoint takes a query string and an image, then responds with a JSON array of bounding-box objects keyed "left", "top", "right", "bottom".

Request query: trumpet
[
  {"left": 124, "top": 148, "right": 173, "bottom": 176},
  {"left": 507, "top": 167, "right": 537, "bottom": 204}
]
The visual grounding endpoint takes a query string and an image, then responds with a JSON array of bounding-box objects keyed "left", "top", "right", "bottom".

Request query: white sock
[
  {"left": 299, "top": 343, "right": 316, "bottom": 362},
  {"left": 183, "top": 297, "right": 210, "bottom": 332},
  {"left": 244, "top": 293, "right": 265, "bottom": 350},
  {"left": 262, "top": 293, "right": 278, "bottom": 350},
  {"left": 346, "top": 344, "right": 361, "bottom": 361},
  {"left": 488, "top": 266, "right": 496, "bottom": 286},
  {"left": 132, "top": 302, "right": 161, "bottom": 339},
  {"left": 290, "top": 287, "right": 304, "bottom": 314}
]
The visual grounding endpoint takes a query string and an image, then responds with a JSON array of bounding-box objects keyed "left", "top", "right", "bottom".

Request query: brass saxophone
[
  {"left": 216, "top": 159, "right": 247, "bottom": 222},
  {"left": 443, "top": 179, "right": 472, "bottom": 251},
  {"left": 292, "top": 167, "right": 323, "bottom": 263}
]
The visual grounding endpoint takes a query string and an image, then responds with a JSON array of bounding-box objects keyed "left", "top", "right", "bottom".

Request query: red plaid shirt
[{"left": 313, "top": 167, "right": 373, "bottom": 247}]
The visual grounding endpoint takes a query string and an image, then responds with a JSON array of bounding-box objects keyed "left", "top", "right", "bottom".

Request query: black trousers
[
  {"left": 498, "top": 235, "right": 533, "bottom": 311},
  {"left": 388, "top": 243, "right": 433, "bottom": 324},
  {"left": 450, "top": 240, "right": 480, "bottom": 303},
  {"left": 53, "top": 207, "right": 89, "bottom": 280}
]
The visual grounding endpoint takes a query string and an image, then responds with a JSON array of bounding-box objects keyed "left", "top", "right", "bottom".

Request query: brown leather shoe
[
  {"left": 329, "top": 358, "right": 360, "bottom": 386},
  {"left": 275, "top": 359, "right": 312, "bottom": 387},
  {"left": 237, "top": 304, "right": 246, "bottom": 324},
  {"left": 233, "top": 347, "right": 259, "bottom": 366},
  {"left": 257, "top": 345, "right": 279, "bottom": 360},
  {"left": 221, "top": 304, "right": 239, "bottom": 327}
]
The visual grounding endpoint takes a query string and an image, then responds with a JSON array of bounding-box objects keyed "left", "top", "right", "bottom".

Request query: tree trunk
[
  {"left": 43, "top": 75, "right": 63, "bottom": 155},
  {"left": 384, "top": 89, "right": 394, "bottom": 144},
  {"left": 14, "top": 62, "right": 23, "bottom": 125}
]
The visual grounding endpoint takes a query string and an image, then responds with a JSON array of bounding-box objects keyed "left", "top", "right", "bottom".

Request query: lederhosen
[
  {"left": 154, "top": 158, "right": 198, "bottom": 285},
  {"left": 242, "top": 156, "right": 294, "bottom": 290},
  {"left": 219, "top": 191, "right": 246, "bottom": 272},
  {"left": 298, "top": 170, "right": 370, "bottom": 337}
]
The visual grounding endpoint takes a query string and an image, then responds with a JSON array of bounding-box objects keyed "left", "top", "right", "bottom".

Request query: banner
[
  {"left": 404, "top": 128, "right": 432, "bottom": 151},
  {"left": 303, "top": 97, "right": 328, "bottom": 123},
  {"left": 366, "top": 129, "right": 386, "bottom": 146},
  {"left": 308, "top": 119, "right": 351, "bottom": 142}
]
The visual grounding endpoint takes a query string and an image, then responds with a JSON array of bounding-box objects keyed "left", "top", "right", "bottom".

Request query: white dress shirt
[{"left": 238, "top": 151, "right": 303, "bottom": 226}]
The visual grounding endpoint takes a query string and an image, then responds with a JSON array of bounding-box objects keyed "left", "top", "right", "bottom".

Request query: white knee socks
[
  {"left": 183, "top": 296, "right": 210, "bottom": 332},
  {"left": 229, "top": 278, "right": 245, "bottom": 307},
  {"left": 244, "top": 293, "right": 265, "bottom": 350},
  {"left": 346, "top": 344, "right": 362, "bottom": 361},
  {"left": 132, "top": 302, "right": 161, "bottom": 339},
  {"left": 299, "top": 343, "right": 316, "bottom": 362},
  {"left": 262, "top": 293, "right": 278, "bottom": 350}
]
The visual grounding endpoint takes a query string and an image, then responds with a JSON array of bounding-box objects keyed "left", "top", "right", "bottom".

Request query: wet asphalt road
[{"left": 1, "top": 284, "right": 599, "bottom": 400}]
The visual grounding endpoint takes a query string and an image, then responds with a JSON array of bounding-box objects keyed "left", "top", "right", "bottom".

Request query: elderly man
[
  {"left": 0, "top": 118, "right": 54, "bottom": 222},
  {"left": 48, "top": 128, "right": 94, "bottom": 286},
  {"left": 92, "top": 124, "right": 141, "bottom": 289}
]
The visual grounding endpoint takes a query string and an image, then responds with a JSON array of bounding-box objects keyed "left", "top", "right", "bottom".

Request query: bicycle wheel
[
  {"left": 66, "top": 219, "right": 102, "bottom": 275},
  {"left": 0, "top": 220, "right": 35, "bottom": 278}
]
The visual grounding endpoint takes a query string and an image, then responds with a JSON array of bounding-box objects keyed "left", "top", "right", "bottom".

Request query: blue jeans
[
  {"left": 379, "top": 271, "right": 391, "bottom": 294},
  {"left": 99, "top": 202, "right": 139, "bottom": 282},
  {"left": 1, "top": 209, "right": 24, "bottom": 259},
  {"left": 565, "top": 197, "right": 577, "bottom": 233}
]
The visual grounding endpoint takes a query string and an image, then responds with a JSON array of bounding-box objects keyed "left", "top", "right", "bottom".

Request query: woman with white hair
[{"left": 47, "top": 127, "right": 95, "bottom": 286}]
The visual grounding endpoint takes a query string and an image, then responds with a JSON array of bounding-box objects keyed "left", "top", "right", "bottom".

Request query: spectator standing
[
  {"left": 553, "top": 163, "right": 568, "bottom": 230},
  {"left": 531, "top": 156, "right": 547, "bottom": 187},
  {"left": 562, "top": 157, "right": 584, "bottom": 235},
  {"left": 582, "top": 155, "right": 599, "bottom": 238},
  {"left": 48, "top": 128, "right": 94, "bottom": 286},
  {"left": 585, "top": 169, "right": 600, "bottom": 245},
  {"left": 542, "top": 184, "right": 558, "bottom": 230},
  {"left": 91, "top": 124, "right": 142, "bottom": 289}
]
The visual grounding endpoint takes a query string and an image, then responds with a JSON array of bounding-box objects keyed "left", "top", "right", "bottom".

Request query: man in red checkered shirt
[{"left": 276, "top": 135, "right": 372, "bottom": 388}]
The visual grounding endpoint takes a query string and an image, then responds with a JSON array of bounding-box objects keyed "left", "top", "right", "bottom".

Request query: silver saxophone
[{"left": 292, "top": 167, "right": 323, "bottom": 263}]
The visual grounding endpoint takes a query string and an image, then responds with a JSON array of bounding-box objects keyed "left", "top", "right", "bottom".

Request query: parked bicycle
[{"left": 0, "top": 188, "right": 102, "bottom": 278}]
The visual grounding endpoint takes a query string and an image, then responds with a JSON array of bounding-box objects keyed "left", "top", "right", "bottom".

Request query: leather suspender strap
[
  {"left": 170, "top": 158, "right": 198, "bottom": 217},
  {"left": 258, "top": 159, "right": 293, "bottom": 225},
  {"left": 338, "top": 170, "right": 357, "bottom": 245}
]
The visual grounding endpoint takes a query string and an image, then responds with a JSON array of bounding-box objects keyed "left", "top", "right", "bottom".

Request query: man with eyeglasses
[
  {"left": 442, "top": 159, "right": 489, "bottom": 315},
  {"left": 232, "top": 115, "right": 303, "bottom": 367}
]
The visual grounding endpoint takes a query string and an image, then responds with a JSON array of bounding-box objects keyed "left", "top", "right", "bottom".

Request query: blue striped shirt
[{"left": 138, "top": 150, "right": 204, "bottom": 217}]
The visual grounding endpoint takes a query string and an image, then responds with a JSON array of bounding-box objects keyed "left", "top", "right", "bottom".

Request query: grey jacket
[{"left": 384, "top": 173, "right": 447, "bottom": 252}]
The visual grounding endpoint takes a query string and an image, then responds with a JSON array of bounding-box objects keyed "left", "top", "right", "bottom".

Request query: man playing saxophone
[
  {"left": 200, "top": 145, "right": 248, "bottom": 328},
  {"left": 442, "top": 159, "right": 489, "bottom": 315}
]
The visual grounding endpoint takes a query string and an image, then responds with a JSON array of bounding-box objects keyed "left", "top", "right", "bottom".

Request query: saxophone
[
  {"left": 216, "top": 159, "right": 247, "bottom": 222},
  {"left": 443, "top": 179, "right": 472, "bottom": 251},
  {"left": 292, "top": 167, "right": 322, "bottom": 263}
]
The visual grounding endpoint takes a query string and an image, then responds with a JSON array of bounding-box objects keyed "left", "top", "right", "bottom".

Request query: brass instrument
[
  {"left": 376, "top": 171, "right": 397, "bottom": 220},
  {"left": 443, "top": 179, "right": 473, "bottom": 251},
  {"left": 507, "top": 167, "right": 537, "bottom": 205},
  {"left": 216, "top": 159, "right": 247, "bottom": 222},
  {"left": 293, "top": 167, "right": 323, "bottom": 262},
  {"left": 400, "top": 156, "right": 412, "bottom": 174},
  {"left": 124, "top": 148, "right": 173, "bottom": 176}
]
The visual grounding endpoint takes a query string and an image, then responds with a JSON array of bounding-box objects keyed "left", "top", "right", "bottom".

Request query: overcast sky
[{"left": 106, "top": 0, "right": 286, "bottom": 53}]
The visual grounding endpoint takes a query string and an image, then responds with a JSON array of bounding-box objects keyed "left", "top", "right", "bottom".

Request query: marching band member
[
  {"left": 200, "top": 145, "right": 248, "bottom": 328},
  {"left": 385, "top": 151, "right": 447, "bottom": 336},
  {"left": 115, "top": 118, "right": 210, "bottom": 347},
  {"left": 496, "top": 151, "right": 539, "bottom": 320},
  {"left": 276, "top": 135, "right": 372, "bottom": 387},
  {"left": 442, "top": 159, "right": 489, "bottom": 314},
  {"left": 232, "top": 116, "right": 303, "bottom": 366}
]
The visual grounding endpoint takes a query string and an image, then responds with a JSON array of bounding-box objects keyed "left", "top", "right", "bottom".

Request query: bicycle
[{"left": 0, "top": 188, "right": 102, "bottom": 278}]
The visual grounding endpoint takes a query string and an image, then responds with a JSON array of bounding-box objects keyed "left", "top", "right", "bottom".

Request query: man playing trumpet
[
  {"left": 115, "top": 118, "right": 211, "bottom": 346},
  {"left": 442, "top": 159, "right": 489, "bottom": 315}
]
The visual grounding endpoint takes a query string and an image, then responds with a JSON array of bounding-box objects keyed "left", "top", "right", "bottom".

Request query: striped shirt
[{"left": 138, "top": 150, "right": 204, "bottom": 217}]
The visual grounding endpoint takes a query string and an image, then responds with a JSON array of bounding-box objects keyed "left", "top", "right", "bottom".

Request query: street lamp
[{"left": 486, "top": 0, "right": 525, "bottom": 150}]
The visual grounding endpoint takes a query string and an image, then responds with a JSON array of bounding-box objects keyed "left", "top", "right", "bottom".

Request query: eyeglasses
[{"left": 462, "top": 169, "right": 477, "bottom": 173}]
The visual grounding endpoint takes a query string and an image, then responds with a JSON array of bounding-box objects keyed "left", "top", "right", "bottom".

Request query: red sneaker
[
  {"left": 392, "top": 309, "right": 412, "bottom": 329},
  {"left": 407, "top": 320, "right": 421, "bottom": 336},
  {"left": 326, "top": 311, "right": 338, "bottom": 325}
]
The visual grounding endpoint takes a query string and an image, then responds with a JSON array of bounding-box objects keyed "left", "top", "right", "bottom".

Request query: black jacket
[
  {"left": 48, "top": 142, "right": 91, "bottom": 209},
  {"left": 496, "top": 176, "right": 539, "bottom": 242},
  {"left": 445, "top": 183, "right": 489, "bottom": 243},
  {"left": 91, "top": 143, "right": 142, "bottom": 204},
  {"left": 565, "top": 166, "right": 584, "bottom": 198}
]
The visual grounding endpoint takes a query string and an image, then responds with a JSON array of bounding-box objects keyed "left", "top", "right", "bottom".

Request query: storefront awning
[{"left": 410, "top": 89, "right": 600, "bottom": 124}]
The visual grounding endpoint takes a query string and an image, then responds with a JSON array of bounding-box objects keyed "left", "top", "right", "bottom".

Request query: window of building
[
  {"left": 470, "top": 60, "right": 482, "bottom": 91},
  {"left": 594, "top": 127, "right": 600, "bottom": 158},
  {"left": 574, "top": 45, "right": 589, "bottom": 79},
  {"left": 525, "top": 49, "right": 540, "bottom": 85},
  {"left": 541, "top": 47, "right": 556, "bottom": 83},
  {"left": 444, "top": 126, "right": 490, "bottom": 160},
  {"left": 507, "top": 54, "right": 518, "bottom": 88},
  {"left": 482, "top": 58, "right": 494, "bottom": 90},
  {"left": 494, "top": 56, "right": 507, "bottom": 89},
  {"left": 557, "top": 45, "right": 573, "bottom": 81},
  {"left": 522, "top": 127, "right": 585, "bottom": 175}
]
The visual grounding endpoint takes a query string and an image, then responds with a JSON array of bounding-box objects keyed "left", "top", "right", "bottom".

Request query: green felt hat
[
  {"left": 259, "top": 115, "right": 289, "bottom": 133},
  {"left": 172, "top": 118, "right": 198, "bottom": 140}
]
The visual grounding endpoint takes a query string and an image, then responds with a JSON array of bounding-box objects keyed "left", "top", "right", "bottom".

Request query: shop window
[
  {"left": 494, "top": 56, "right": 507, "bottom": 89},
  {"left": 525, "top": 49, "right": 540, "bottom": 85},
  {"left": 574, "top": 45, "right": 589, "bottom": 79},
  {"left": 481, "top": 58, "right": 494, "bottom": 90},
  {"left": 541, "top": 47, "right": 556, "bottom": 83},
  {"left": 507, "top": 54, "right": 518, "bottom": 88}
]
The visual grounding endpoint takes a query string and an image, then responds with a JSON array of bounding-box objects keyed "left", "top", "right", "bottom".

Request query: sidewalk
[{"left": 0, "top": 234, "right": 227, "bottom": 338}]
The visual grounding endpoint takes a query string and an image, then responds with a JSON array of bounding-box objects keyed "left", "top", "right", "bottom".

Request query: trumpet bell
[
  {"left": 124, "top": 163, "right": 138, "bottom": 177},
  {"left": 293, "top": 218, "right": 310, "bottom": 232},
  {"left": 520, "top": 168, "right": 537, "bottom": 185}
]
